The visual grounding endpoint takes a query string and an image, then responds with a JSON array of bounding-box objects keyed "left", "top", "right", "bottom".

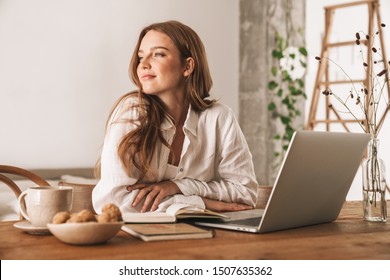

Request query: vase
[{"left": 362, "top": 138, "right": 387, "bottom": 222}]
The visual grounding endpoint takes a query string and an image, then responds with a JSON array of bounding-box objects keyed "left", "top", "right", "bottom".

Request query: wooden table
[{"left": 1, "top": 201, "right": 389, "bottom": 260}]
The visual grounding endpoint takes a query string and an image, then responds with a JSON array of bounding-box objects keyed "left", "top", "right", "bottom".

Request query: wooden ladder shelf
[{"left": 306, "top": 0, "right": 390, "bottom": 132}]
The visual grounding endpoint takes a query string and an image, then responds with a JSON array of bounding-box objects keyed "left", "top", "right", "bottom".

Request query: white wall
[
  {"left": 305, "top": 0, "right": 390, "bottom": 200},
  {"left": 0, "top": 0, "right": 239, "bottom": 169}
]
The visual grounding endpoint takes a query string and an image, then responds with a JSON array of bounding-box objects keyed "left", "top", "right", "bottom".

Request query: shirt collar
[
  {"left": 161, "top": 116, "right": 174, "bottom": 131},
  {"left": 183, "top": 104, "right": 198, "bottom": 136},
  {"left": 160, "top": 104, "right": 198, "bottom": 136}
]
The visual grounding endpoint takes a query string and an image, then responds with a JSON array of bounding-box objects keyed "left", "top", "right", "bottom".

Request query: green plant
[{"left": 268, "top": 32, "right": 308, "bottom": 157}]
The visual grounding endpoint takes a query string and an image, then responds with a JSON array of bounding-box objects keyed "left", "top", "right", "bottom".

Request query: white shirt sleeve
[
  {"left": 92, "top": 96, "right": 141, "bottom": 214},
  {"left": 172, "top": 106, "right": 258, "bottom": 207}
]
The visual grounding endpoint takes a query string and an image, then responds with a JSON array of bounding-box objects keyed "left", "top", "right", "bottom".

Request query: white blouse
[{"left": 92, "top": 95, "right": 258, "bottom": 214}]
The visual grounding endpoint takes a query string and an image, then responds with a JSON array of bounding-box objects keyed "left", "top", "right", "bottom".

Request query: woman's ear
[{"left": 183, "top": 57, "right": 195, "bottom": 77}]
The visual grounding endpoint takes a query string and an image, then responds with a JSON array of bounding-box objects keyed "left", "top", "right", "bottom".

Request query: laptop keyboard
[
  {"left": 212, "top": 216, "right": 262, "bottom": 227},
  {"left": 231, "top": 216, "right": 262, "bottom": 227}
]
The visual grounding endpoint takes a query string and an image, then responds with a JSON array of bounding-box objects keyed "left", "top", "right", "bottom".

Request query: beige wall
[{"left": 0, "top": 0, "right": 239, "bottom": 169}]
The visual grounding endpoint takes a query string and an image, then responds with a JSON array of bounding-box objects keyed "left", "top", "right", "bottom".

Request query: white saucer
[{"left": 14, "top": 221, "right": 51, "bottom": 235}]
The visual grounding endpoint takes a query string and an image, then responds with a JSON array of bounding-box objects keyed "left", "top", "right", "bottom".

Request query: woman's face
[{"left": 137, "top": 30, "right": 187, "bottom": 98}]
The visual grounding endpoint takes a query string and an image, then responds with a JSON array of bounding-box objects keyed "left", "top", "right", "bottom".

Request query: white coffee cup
[{"left": 18, "top": 186, "right": 73, "bottom": 227}]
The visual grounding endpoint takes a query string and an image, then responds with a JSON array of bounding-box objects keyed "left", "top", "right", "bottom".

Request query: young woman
[{"left": 92, "top": 20, "right": 258, "bottom": 214}]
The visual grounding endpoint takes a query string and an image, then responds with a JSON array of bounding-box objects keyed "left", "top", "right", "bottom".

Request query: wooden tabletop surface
[{"left": 1, "top": 201, "right": 389, "bottom": 260}]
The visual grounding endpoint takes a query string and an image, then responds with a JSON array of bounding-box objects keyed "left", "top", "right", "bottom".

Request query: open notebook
[{"left": 122, "top": 203, "right": 227, "bottom": 223}]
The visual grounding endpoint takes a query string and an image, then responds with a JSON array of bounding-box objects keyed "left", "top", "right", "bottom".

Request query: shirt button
[{"left": 179, "top": 168, "right": 184, "bottom": 172}]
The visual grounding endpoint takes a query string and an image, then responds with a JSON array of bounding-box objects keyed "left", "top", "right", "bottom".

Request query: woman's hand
[
  {"left": 127, "top": 181, "right": 182, "bottom": 212},
  {"left": 202, "top": 198, "right": 253, "bottom": 212}
]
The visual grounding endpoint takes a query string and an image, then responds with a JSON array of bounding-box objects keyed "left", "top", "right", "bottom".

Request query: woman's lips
[{"left": 141, "top": 74, "right": 156, "bottom": 80}]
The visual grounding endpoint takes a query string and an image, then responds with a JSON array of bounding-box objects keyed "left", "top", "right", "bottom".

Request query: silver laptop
[{"left": 194, "top": 130, "right": 370, "bottom": 233}]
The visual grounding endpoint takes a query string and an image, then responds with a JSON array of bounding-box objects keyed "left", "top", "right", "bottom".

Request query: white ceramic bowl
[{"left": 47, "top": 222, "right": 123, "bottom": 245}]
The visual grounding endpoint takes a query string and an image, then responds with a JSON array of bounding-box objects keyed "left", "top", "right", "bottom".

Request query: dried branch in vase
[{"left": 316, "top": 23, "right": 389, "bottom": 139}]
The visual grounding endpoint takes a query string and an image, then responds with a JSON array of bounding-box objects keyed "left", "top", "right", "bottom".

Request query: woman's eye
[
  {"left": 154, "top": 52, "right": 165, "bottom": 57},
  {"left": 138, "top": 56, "right": 143, "bottom": 62}
]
